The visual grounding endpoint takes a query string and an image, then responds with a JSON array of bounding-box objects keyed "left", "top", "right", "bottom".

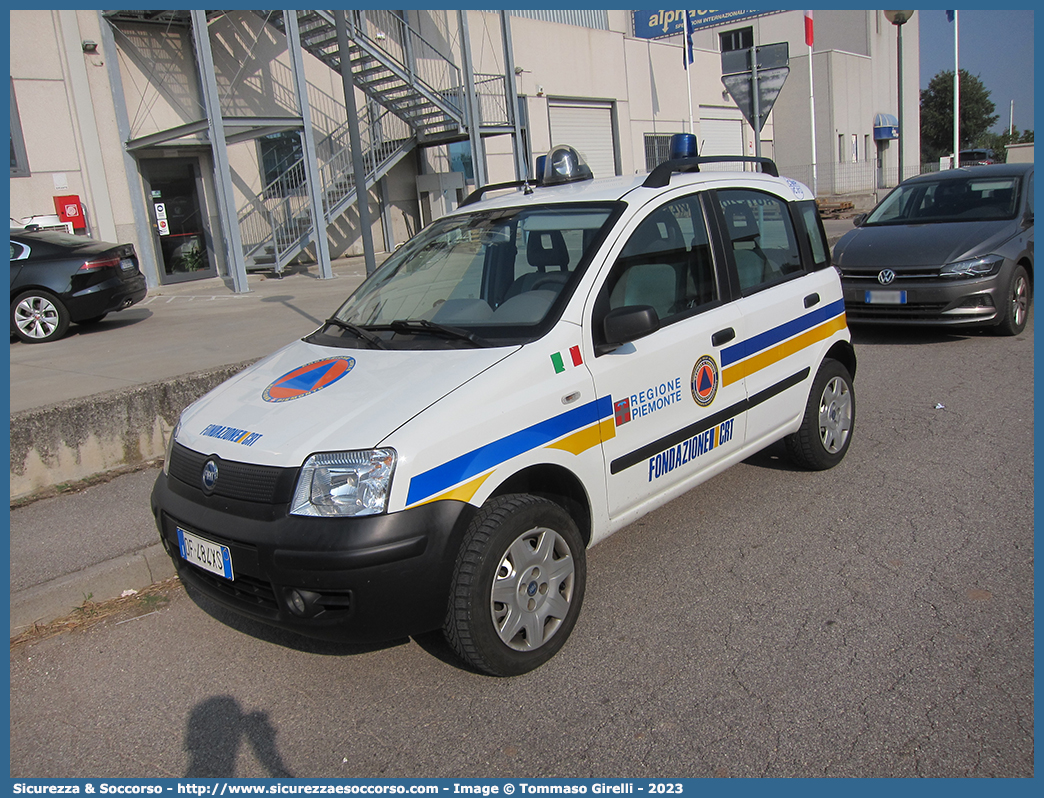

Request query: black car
[
  {"left": 833, "top": 163, "right": 1033, "bottom": 335},
  {"left": 958, "top": 148, "right": 998, "bottom": 167},
  {"left": 10, "top": 228, "right": 148, "bottom": 343}
]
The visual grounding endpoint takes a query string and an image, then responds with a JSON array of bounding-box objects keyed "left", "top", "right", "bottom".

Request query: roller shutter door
[
  {"left": 548, "top": 101, "right": 617, "bottom": 178},
  {"left": 698, "top": 114, "right": 745, "bottom": 157}
]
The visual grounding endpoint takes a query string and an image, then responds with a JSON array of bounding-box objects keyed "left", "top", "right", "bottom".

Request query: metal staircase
[
  {"left": 239, "top": 107, "right": 416, "bottom": 273},
  {"left": 238, "top": 9, "right": 471, "bottom": 272},
  {"left": 266, "top": 9, "right": 468, "bottom": 144}
]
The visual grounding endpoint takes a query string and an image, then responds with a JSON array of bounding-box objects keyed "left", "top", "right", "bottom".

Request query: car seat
[
  {"left": 723, "top": 203, "right": 769, "bottom": 291},
  {"left": 503, "top": 230, "right": 570, "bottom": 301}
]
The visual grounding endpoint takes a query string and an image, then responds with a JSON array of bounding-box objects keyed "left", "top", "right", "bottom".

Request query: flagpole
[
  {"left": 685, "top": 11, "right": 694, "bottom": 134},
  {"left": 953, "top": 10, "right": 960, "bottom": 168},
  {"left": 806, "top": 11, "right": 818, "bottom": 195},
  {"left": 686, "top": 58, "right": 693, "bottom": 134}
]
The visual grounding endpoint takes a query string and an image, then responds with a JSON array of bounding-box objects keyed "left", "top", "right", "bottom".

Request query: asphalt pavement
[{"left": 10, "top": 315, "right": 1034, "bottom": 776}]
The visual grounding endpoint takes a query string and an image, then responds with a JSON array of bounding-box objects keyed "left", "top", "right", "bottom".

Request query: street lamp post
[{"left": 884, "top": 11, "right": 915, "bottom": 183}]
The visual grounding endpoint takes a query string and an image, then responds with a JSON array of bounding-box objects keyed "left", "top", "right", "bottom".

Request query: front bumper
[
  {"left": 841, "top": 271, "right": 1007, "bottom": 327},
  {"left": 151, "top": 470, "right": 475, "bottom": 642}
]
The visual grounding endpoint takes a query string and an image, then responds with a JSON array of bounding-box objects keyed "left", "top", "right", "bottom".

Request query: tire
[
  {"left": 444, "top": 494, "right": 586, "bottom": 676},
  {"left": 995, "top": 264, "right": 1031, "bottom": 336},
  {"left": 785, "top": 359, "right": 855, "bottom": 471},
  {"left": 11, "top": 290, "right": 71, "bottom": 343}
]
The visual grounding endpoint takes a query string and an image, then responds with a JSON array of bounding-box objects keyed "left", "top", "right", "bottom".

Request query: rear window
[
  {"left": 716, "top": 189, "right": 805, "bottom": 294},
  {"left": 15, "top": 230, "right": 95, "bottom": 248}
]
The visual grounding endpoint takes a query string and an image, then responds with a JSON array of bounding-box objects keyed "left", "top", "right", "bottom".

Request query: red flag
[{"left": 804, "top": 10, "right": 814, "bottom": 48}]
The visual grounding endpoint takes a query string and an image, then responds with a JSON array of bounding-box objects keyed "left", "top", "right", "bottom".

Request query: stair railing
[
  {"left": 239, "top": 105, "right": 418, "bottom": 267},
  {"left": 339, "top": 9, "right": 464, "bottom": 122}
]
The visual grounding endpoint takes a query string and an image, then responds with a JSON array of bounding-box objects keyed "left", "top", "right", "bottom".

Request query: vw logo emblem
[
  {"left": 202, "top": 459, "right": 219, "bottom": 494},
  {"left": 878, "top": 269, "right": 896, "bottom": 285}
]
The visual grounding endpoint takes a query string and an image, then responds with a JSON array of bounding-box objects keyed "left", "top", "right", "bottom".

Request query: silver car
[{"left": 834, "top": 163, "right": 1033, "bottom": 335}]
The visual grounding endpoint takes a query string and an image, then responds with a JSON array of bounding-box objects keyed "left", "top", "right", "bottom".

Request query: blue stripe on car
[
  {"left": 406, "top": 395, "right": 614, "bottom": 506},
  {"left": 721, "top": 298, "right": 846, "bottom": 367}
]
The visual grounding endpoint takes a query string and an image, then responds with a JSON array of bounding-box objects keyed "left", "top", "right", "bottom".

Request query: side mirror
[
  {"left": 852, "top": 213, "right": 867, "bottom": 227},
  {"left": 600, "top": 305, "right": 660, "bottom": 353}
]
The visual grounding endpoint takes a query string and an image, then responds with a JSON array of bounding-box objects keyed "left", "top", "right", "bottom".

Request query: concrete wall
[
  {"left": 1006, "top": 143, "right": 1034, "bottom": 163},
  {"left": 10, "top": 362, "right": 255, "bottom": 503},
  {"left": 10, "top": 11, "right": 127, "bottom": 246}
]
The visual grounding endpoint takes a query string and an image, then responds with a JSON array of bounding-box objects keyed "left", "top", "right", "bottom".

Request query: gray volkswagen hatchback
[{"left": 834, "top": 162, "right": 1033, "bottom": 335}]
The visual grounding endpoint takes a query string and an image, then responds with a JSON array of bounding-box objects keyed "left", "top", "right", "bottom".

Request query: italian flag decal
[{"left": 551, "top": 345, "right": 583, "bottom": 374}]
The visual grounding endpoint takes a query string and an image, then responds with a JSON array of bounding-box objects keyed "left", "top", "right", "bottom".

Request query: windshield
[
  {"left": 313, "top": 203, "right": 619, "bottom": 349},
  {"left": 864, "top": 175, "right": 1021, "bottom": 225}
]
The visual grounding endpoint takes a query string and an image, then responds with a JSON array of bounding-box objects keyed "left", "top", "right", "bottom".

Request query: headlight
[
  {"left": 163, "top": 421, "right": 181, "bottom": 475},
  {"left": 290, "top": 449, "right": 396, "bottom": 517},
  {"left": 939, "top": 255, "right": 1004, "bottom": 279}
]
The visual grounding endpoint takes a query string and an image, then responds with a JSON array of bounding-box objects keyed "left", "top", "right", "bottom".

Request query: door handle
[
  {"left": 804, "top": 293, "right": 821, "bottom": 308},
  {"left": 712, "top": 327, "right": 735, "bottom": 346}
]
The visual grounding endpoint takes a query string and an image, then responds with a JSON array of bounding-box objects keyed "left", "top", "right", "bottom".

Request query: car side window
[
  {"left": 716, "top": 189, "right": 804, "bottom": 295},
  {"left": 10, "top": 240, "right": 29, "bottom": 260},
  {"left": 601, "top": 194, "right": 719, "bottom": 326},
  {"left": 796, "top": 201, "right": 830, "bottom": 270}
]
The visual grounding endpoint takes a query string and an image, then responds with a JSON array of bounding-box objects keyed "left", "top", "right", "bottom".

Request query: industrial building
[{"left": 9, "top": 9, "right": 921, "bottom": 291}]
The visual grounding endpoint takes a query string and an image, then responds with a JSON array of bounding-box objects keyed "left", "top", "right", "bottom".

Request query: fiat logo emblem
[
  {"left": 877, "top": 269, "right": 896, "bottom": 285},
  {"left": 202, "top": 459, "right": 219, "bottom": 493}
]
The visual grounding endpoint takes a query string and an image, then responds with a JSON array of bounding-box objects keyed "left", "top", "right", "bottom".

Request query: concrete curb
[
  {"left": 10, "top": 360, "right": 257, "bottom": 503},
  {"left": 10, "top": 543, "right": 176, "bottom": 637}
]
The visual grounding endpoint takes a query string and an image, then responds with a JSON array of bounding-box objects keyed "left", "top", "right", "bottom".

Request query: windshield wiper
[
  {"left": 316, "top": 318, "right": 389, "bottom": 349},
  {"left": 383, "top": 318, "right": 488, "bottom": 347}
]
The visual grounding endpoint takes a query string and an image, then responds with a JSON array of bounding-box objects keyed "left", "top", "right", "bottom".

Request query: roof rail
[
  {"left": 459, "top": 179, "right": 539, "bottom": 208},
  {"left": 643, "top": 156, "right": 779, "bottom": 189}
]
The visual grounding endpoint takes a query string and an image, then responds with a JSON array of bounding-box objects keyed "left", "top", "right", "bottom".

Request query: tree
[
  {"left": 979, "top": 127, "right": 1035, "bottom": 162},
  {"left": 920, "top": 69, "right": 998, "bottom": 162}
]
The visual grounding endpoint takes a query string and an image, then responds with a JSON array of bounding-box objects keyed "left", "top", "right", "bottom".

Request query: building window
[
  {"left": 644, "top": 134, "right": 673, "bottom": 172},
  {"left": 258, "top": 131, "right": 304, "bottom": 198},
  {"left": 719, "top": 26, "right": 753, "bottom": 53},
  {"left": 10, "top": 79, "right": 30, "bottom": 178},
  {"left": 448, "top": 141, "right": 475, "bottom": 182},
  {"left": 838, "top": 134, "right": 845, "bottom": 163}
]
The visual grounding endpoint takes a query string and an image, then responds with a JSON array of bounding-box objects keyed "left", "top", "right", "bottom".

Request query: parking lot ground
[{"left": 9, "top": 317, "right": 1034, "bottom": 778}]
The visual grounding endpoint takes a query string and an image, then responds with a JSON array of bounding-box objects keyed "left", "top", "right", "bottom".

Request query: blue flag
[
  {"left": 683, "top": 11, "right": 695, "bottom": 68},
  {"left": 946, "top": 10, "right": 955, "bottom": 22}
]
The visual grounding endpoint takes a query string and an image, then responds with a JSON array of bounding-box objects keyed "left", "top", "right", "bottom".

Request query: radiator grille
[{"left": 169, "top": 442, "right": 297, "bottom": 504}]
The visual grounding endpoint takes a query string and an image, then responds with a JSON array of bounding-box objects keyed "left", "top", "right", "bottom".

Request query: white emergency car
[{"left": 151, "top": 146, "right": 856, "bottom": 676}]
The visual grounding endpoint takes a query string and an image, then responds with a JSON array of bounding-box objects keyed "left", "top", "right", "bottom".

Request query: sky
[{"left": 917, "top": 8, "right": 1035, "bottom": 135}]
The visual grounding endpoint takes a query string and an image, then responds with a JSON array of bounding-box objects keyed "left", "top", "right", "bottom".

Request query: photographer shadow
[{"left": 185, "top": 695, "right": 293, "bottom": 777}]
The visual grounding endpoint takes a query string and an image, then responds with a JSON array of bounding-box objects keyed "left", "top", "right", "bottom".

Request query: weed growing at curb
[{"left": 10, "top": 576, "right": 182, "bottom": 649}]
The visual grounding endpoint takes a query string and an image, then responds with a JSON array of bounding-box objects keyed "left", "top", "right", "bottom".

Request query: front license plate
[
  {"left": 865, "top": 289, "right": 907, "bottom": 305},
  {"left": 177, "top": 527, "right": 234, "bottom": 580}
]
